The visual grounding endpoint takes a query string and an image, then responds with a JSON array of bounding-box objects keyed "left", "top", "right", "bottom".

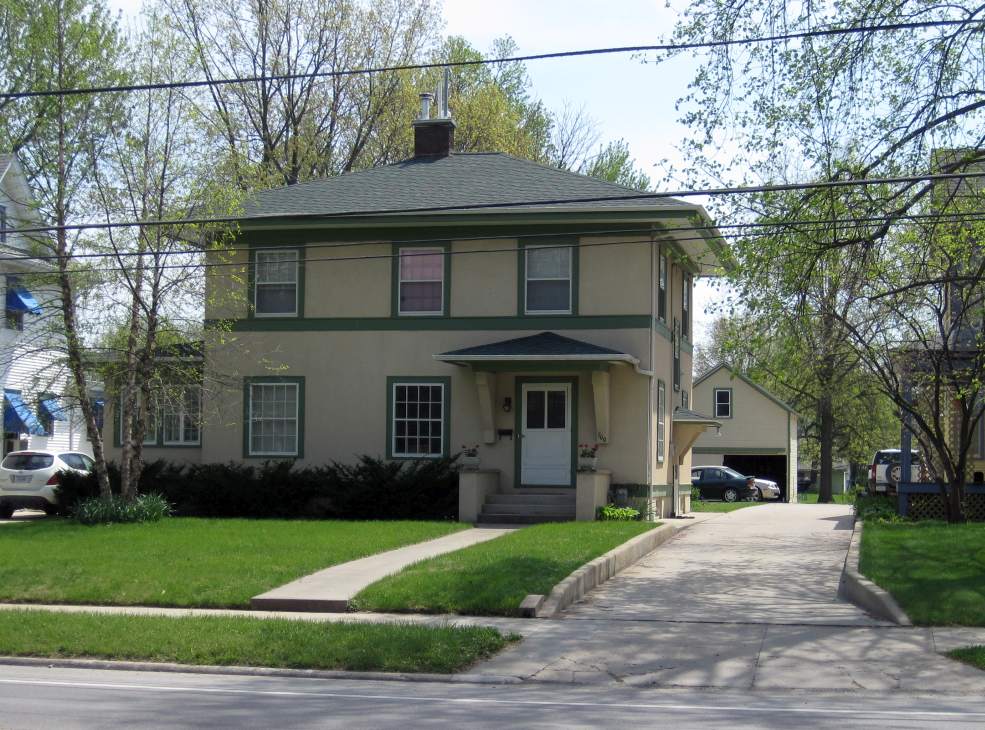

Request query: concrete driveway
[{"left": 477, "top": 504, "right": 985, "bottom": 692}]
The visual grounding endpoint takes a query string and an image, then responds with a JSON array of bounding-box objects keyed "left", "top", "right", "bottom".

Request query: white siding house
[{"left": 0, "top": 154, "right": 95, "bottom": 456}]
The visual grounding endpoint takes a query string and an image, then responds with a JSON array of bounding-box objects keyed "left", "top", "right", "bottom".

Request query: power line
[
  {"left": 0, "top": 18, "right": 975, "bottom": 101},
  {"left": 3, "top": 169, "right": 984, "bottom": 240},
  {"left": 3, "top": 208, "right": 985, "bottom": 266}
]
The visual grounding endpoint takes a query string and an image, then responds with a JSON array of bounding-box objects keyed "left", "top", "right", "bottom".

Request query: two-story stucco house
[
  {"left": 106, "top": 99, "right": 724, "bottom": 521},
  {"left": 0, "top": 154, "right": 95, "bottom": 457}
]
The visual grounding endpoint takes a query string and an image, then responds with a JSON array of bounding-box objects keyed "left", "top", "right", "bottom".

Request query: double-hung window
[
  {"left": 162, "top": 386, "right": 201, "bottom": 446},
  {"left": 118, "top": 393, "right": 158, "bottom": 446},
  {"left": 525, "top": 244, "right": 572, "bottom": 314},
  {"left": 657, "top": 380, "right": 666, "bottom": 463},
  {"left": 254, "top": 249, "right": 299, "bottom": 317},
  {"left": 398, "top": 247, "right": 445, "bottom": 315},
  {"left": 389, "top": 379, "right": 448, "bottom": 458},
  {"left": 682, "top": 271, "right": 691, "bottom": 338},
  {"left": 714, "top": 388, "right": 732, "bottom": 419},
  {"left": 658, "top": 250, "right": 668, "bottom": 322},
  {"left": 247, "top": 380, "right": 302, "bottom": 457}
]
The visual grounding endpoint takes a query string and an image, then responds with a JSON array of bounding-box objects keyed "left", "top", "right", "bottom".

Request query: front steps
[{"left": 477, "top": 491, "right": 576, "bottom": 524}]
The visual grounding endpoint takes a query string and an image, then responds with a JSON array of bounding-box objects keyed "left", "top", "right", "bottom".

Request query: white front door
[{"left": 520, "top": 382, "right": 572, "bottom": 486}]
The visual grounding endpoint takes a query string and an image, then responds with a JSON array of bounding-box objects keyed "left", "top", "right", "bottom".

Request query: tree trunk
[{"left": 818, "top": 393, "right": 834, "bottom": 503}]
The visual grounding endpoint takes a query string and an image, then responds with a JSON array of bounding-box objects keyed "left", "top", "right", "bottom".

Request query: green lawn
[
  {"left": 0, "top": 610, "right": 513, "bottom": 673},
  {"left": 947, "top": 646, "right": 985, "bottom": 672},
  {"left": 0, "top": 519, "right": 465, "bottom": 608},
  {"left": 690, "top": 500, "right": 765, "bottom": 512},
  {"left": 859, "top": 522, "right": 985, "bottom": 625},
  {"left": 352, "top": 521, "right": 655, "bottom": 616},
  {"left": 797, "top": 492, "right": 854, "bottom": 504}
]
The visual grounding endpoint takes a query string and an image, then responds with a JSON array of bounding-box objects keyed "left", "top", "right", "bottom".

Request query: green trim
[
  {"left": 691, "top": 446, "right": 787, "bottom": 455},
  {"left": 385, "top": 376, "right": 452, "bottom": 460},
  {"left": 242, "top": 376, "right": 305, "bottom": 459},
  {"left": 390, "top": 242, "right": 451, "bottom": 318},
  {"left": 208, "top": 314, "right": 651, "bottom": 332},
  {"left": 514, "top": 376, "right": 578, "bottom": 489},
  {"left": 518, "top": 237, "right": 579, "bottom": 317},
  {"left": 713, "top": 387, "right": 733, "bottom": 419},
  {"left": 650, "top": 484, "right": 673, "bottom": 498},
  {"left": 248, "top": 246, "right": 305, "bottom": 320},
  {"left": 453, "top": 362, "right": 609, "bottom": 373},
  {"left": 657, "top": 247, "right": 668, "bottom": 322}
]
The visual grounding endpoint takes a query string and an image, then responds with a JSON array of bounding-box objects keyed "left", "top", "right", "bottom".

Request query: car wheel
[
  {"left": 0, "top": 504, "right": 14, "bottom": 519},
  {"left": 752, "top": 489, "right": 762, "bottom": 502},
  {"left": 723, "top": 487, "right": 739, "bottom": 503}
]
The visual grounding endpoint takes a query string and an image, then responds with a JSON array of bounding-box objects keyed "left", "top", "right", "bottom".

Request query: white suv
[
  {"left": 868, "top": 449, "right": 922, "bottom": 495},
  {"left": 0, "top": 450, "right": 94, "bottom": 518}
]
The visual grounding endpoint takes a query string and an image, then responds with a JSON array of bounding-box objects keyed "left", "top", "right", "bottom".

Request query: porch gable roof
[{"left": 434, "top": 331, "right": 639, "bottom": 366}]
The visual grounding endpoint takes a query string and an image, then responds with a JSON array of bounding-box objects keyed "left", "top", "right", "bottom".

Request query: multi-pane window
[
  {"left": 657, "top": 380, "right": 665, "bottom": 463},
  {"left": 658, "top": 250, "right": 668, "bottom": 321},
  {"left": 254, "top": 250, "right": 299, "bottom": 316},
  {"left": 248, "top": 382, "right": 300, "bottom": 456},
  {"left": 525, "top": 245, "right": 572, "bottom": 314},
  {"left": 714, "top": 388, "right": 732, "bottom": 418},
  {"left": 391, "top": 382, "right": 445, "bottom": 457},
  {"left": 682, "top": 271, "right": 691, "bottom": 338},
  {"left": 398, "top": 248, "right": 444, "bottom": 315},
  {"left": 162, "top": 386, "right": 201, "bottom": 445},
  {"left": 119, "top": 394, "right": 158, "bottom": 445}
]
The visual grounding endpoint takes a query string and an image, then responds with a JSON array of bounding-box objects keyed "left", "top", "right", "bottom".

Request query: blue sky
[{"left": 106, "top": 0, "right": 724, "bottom": 346}]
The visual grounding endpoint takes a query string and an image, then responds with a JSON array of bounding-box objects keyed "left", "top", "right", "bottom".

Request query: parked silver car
[
  {"left": 752, "top": 477, "right": 782, "bottom": 500},
  {"left": 0, "top": 450, "right": 94, "bottom": 518}
]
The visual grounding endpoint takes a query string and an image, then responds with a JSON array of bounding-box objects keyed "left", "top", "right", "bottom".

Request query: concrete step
[
  {"left": 480, "top": 504, "right": 577, "bottom": 516},
  {"left": 486, "top": 493, "right": 575, "bottom": 506},
  {"left": 478, "top": 513, "right": 574, "bottom": 524}
]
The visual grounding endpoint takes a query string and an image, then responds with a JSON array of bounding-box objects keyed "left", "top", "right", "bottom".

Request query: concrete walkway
[{"left": 251, "top": 526, "right": 514, "bottom": 612}]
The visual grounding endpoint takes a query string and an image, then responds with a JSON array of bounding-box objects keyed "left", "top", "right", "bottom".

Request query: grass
[
  {"left": 947, "top": 646, "right": 985, "bottom": 671},
  {"left": 690, "top": 500, "right": 765, "bottom": 512},
  {"left": 797, "top": 492, "right": 854, "bottom": 504},
  {"left": 0, "top": 610, "right": 514, "bottom": 673},
  {"left": 0, "top": 518, "right": 465, "bottom": 608},
  {"left": 352, "top": 521, "right": 655, "bottom": 616},
  {"left": 859, "top": 521, "right": 985, "bottom": 625}
]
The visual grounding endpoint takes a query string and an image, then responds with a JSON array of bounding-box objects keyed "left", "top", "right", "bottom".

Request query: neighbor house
[
  {"left": 0, "top": 154, "right": 96, "bottom": 457},
  {"left": 692, "top": 363, "right": 799, "bottom": 501},
  {"left": 103, "top": 95, "right": 725, "bottom": 521}
]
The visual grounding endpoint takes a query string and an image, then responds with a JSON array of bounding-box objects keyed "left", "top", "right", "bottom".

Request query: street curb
[
  {"left": 536, "top": 522, "right": 679, "bottom": 618},
  {"left": 0, "top": 655, "right": 523, "bottom": 685},
  {"left": 838, "top": 519, "right": 912, "bottom": 626}
]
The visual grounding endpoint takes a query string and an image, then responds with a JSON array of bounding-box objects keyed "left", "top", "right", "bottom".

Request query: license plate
[
  {"left": 10, "top": 474, "right": 33, "bottom": 484},
  {"left": 875, "top": 485, "right": 886, "bottom": 492}
]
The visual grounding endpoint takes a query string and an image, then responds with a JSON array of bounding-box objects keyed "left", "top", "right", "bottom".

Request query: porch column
[
  {"left": 591, "top": 370, "right": 611, "bottom": 444},
  {"left": 474, "top": 371, "right": 497, "bottom": 444}
]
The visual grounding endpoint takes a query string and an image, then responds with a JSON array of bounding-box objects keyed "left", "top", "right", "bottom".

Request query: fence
[{"left": 897, "top": 482, "right": 985, "bottom": 521}]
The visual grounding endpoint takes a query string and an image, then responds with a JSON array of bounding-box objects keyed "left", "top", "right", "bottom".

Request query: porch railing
[{"left": 897, "top": 482, "right": 985, "bottom": 520}]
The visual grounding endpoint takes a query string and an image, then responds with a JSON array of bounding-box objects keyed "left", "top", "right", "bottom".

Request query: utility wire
[
  {"left": 3, "top": 169, "right": 984, "bottom": 240},
  {"left": 0, "top": 18, "right": 975, "bottom": 101}
]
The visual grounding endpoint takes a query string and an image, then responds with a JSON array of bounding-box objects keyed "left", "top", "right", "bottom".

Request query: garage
[{"left": 723, "top": 454, "right": 788, "bottom": 501}]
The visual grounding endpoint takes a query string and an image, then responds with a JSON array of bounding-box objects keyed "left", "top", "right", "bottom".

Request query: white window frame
[
  {"left": 714, "top": 388, "right": 732, "bottom": 419},
  {"left": 161, "top": 386, "right": 202, "bottom": 446},
  {"left": 682, "top": 271, "right": 691, "bottom": 338},
  {"left": 391, "top": 380, "right": 446, "bottom": 458},
  {"left": 247, "top": 382, "right": 300, "bottom": 457},
  {"left": 397, "top": 247, "right": 445, "bottom": 316},
  {"left": 119, "top": 393, "right": 158, "bottom": 446},
  {"left": 524, "top": 244, "right": 572, "bottom": 315},
  {"left": 657, "top": 380, "right": 666, "bottom": 463},
  {"left": 658, "top": 250, "right": 668, "bottom": 322},
  {"left": 253, "top": 249, "right": 299, "bottom": 318}
]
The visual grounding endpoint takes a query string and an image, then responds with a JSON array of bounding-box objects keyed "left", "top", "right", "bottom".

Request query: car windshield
[
  {"left": 2, "top": 453, "right": 54, "bottom": 470},
  {"left": 720, "top": 467, "right": 744, "bottom": 479}
]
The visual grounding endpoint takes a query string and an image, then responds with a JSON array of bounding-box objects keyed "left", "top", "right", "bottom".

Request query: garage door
[{"left": 723, "top": 454, "right": 788, "bottom": 501}]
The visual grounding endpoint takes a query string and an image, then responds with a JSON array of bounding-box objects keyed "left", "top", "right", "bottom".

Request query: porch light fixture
[{"left": 502, "top": 396, "right": 512, "bottom": 413}]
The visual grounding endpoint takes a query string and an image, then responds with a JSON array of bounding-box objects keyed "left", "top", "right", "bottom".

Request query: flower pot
[
  {"left": 578, "top": 456, "right": 598, "bottom": 472},
  {"left": 460, "top": 455, "right": 481, "bottom": 471}
]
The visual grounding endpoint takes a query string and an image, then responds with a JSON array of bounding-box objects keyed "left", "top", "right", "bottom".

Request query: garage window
[{"left": 714, "top": 388, "right": 732, "bottom": 419}]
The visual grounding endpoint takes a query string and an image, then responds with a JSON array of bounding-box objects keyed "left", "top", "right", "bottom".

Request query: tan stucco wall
[
  {"left": 450, "top": 239, "right": 517, "bottom": 316},
  {"left": 579, "top": 237, "right": 652, "bottom": 316}
]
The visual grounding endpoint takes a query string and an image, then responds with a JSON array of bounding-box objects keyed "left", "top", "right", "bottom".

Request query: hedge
[{"left": 56, "top": 456, "right": 460, "bottom": 520}]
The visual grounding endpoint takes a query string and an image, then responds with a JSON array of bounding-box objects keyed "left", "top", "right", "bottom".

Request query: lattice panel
[{"left": 904, "top": 493, "right": 985, "bottom": 521}]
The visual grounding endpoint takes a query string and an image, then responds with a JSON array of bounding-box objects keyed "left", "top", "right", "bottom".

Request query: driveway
[{"left": 477, "top": 504, "right": 985, "bottom": 691}]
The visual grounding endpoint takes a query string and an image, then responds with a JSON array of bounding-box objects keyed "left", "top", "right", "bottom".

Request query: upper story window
[
  {"left": 398, "top": 247, "right": 445, "bottom": 315},
  {"left": 658, "top": 249, "right": 668, "bottom": 321},
  {"left": 682, "top": 271, "right": 691, "bottom": 338},
  {"left": 525, "top": 244, "right": 572, "bottom": 314},
  {"left": 714, "top": 388, "right": 732, "bottom": 419},
  {"left": 0, "top": 204, "right": 7, "bottom": 243},
  {"left": 254, "top": 249, "right": 299, "bottom": 317}
]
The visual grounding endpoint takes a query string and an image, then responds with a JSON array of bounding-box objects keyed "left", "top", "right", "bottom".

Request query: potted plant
[
  {"left": 578, "top": 443, "right": 600, "bottom": 472},
  {"left": 460, "top": 444, "right": 481, "bottom": 471}
]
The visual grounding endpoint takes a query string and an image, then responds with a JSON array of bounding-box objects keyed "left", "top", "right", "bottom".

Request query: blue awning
[
  {"left": 40, "top": 397, "right": 68, "bottom": 422},
  {"left": 3, "top": 390, "right": 46, "bottom": 435},
  {"left": 5, "top": 287, "right": 41, "bottom": 315}
]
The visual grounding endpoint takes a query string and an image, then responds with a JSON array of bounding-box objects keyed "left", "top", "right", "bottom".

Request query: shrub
[
  {"left": 597, "top": 504, "right": 641, "bottom": 521},
  {"left": 72, "top": 494, "right": 172, "bottom": 525},
  {"left": 691, "top": 486, "right": 702, "bottom": 501},
  {"left": 58, "top": 455, "right": 459, "bottom": 521},
  {"left": 854, "top": 493, "right": 906, "bottom": 523}
]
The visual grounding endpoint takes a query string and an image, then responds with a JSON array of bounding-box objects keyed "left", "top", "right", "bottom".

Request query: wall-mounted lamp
[{"left": 502, "top": 396, "right": 512, "bottom": 413}]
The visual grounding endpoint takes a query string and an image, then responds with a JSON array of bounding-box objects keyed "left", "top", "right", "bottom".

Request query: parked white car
[
  {"left": 752, "top": 477, "right": 782, "bottom": 500},
  {"left": 0, "top": 450, "right": 94, "bottom": 518}
]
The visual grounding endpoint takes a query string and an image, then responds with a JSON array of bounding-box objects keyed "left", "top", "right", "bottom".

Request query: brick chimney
[{"left": 413, "top": 76, "right": 455, "bottom": 158}]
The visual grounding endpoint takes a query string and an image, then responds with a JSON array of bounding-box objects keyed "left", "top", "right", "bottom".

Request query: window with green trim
[
  {"left": 391, "top": 381, "right": 446, "bottom": 457},
  {"left": 658, "top": 250, "right": 668, "bottom": 321},
  {"left": 247, "top": 381, "right": 300, "bottom": 456},
  {"left": 161, "top": 386, "right": 201, "bottom": 446},
  {"left": 119, "top": 393, "right": 158, "bottom": 446},
  {"left": 525, "top": 244, "right": 572, "bottom": 314},
  {"left": 682, "top": 271, "right": 691, "bottom": 338},
  {"left": 254, "top": 249, "right": 299, "bottom": 316},
  {"left": 398, "top": 247, "right": 445, "bottom": 315},
  {"left": 657, "top": 380, "right": 665, "bottom": 463}
]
